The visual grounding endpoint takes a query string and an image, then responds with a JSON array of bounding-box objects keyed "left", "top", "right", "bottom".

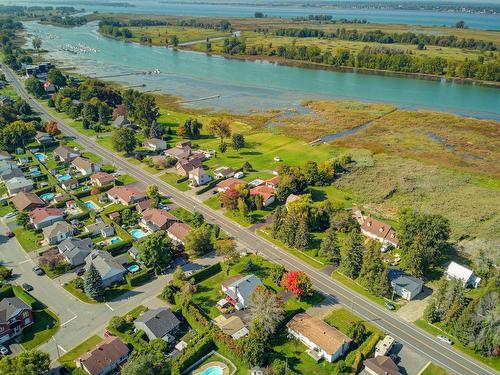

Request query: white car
[
  {"left": 3, "top": 212, "right": 15, "bottom": 219},
  {"left": 234, "top": 171, "right": 244, "bottom": 179},
  {"left": 437, "top": 335, "right": 453, "bottom": 345},
  {"left": 0, "top": 345, "right": 9, "bottom": 355}
]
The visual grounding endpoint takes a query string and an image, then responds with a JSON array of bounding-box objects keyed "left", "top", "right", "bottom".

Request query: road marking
[
  {"left": 61, "top": 315, "right": 78, "bottom": 327},
  {"left": 18, "top": 259, "right": 31, "bottom": 264},
  {"left": 57, "top": 345, "right": 67, "bottom": 353},
  {"left": 105, "top": 303, "right": 114, "bottom": 311}
]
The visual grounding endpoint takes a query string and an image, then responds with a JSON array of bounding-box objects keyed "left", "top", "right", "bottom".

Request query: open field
[{"left": 117, "top": 25, "right": 231, "bottom": 45}]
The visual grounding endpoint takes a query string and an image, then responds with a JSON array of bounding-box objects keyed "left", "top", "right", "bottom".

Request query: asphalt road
[{"left": 3, "top": 64, "right": 498, "bottom": 375}]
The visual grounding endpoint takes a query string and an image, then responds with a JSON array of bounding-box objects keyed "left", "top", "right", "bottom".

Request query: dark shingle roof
[
  {"left": 135, "top": 308, "right": 180, "bottom": 338},
  {"left": 0, "top": 297, "right": 31, "bottom": 323}
]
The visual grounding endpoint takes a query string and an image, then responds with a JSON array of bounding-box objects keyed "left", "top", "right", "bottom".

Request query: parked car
[
  {"left": 0, "top": 345, "right": 9, "bottom": 355},
  {"left": 76, "top": 268, "right": 85, "bottom": 276},
  {"left": 385, "top": 302, "right": 395, "bottom": 310},
  {"left": 234, "top": 171, "right": 244, "bottom": 179},
  {"left": 389, "top": 354, "right": 399, "bottom": 363},
  {"left": 32, "top": 266, "right": 44, "bottom": 276},
  {"left": 6, "top": 231, "right": 13, "bottom": 238},
  {"left": 22, "top": 283, "right": 33, "bottom": 291},
  {"left": 437, "top": 335, "right": 453, "bottom": 345},
  {"left": 3, "top": 212, "right": 15, "bottom": 219}
]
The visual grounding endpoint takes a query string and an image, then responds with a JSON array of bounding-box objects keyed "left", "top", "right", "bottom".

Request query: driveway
[{"left": 396, "top": 286, "right": 433, "bottom": 322}]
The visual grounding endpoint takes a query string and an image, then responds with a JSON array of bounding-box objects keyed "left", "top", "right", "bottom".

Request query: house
[
  {"left": 85, "top": 250, "right": 127, "bottom": 287},
  {"left": 72, "top": 157, "right": 99, "bottom": 176},
  {"left": 29, "top": 207, "right": 64, "bottom": 230},
  {"left": 265, "top": 176, "right": 281, "bottom": 189},
  {"left": 129, "top": 246, "right": 139, "bottom": 260},
  {"left": 43, "top": 221, "right": 74, "bottom": 245},
  {"left": 5, "top": 177, "right": 33, "bottom": 195},
  {"left": 43, "top": 81, "right": 56, "bottom": 94},
  {"left": 363, "top": 356, "right": 401, "bottom": 375},
  {"left": 0, "top": 297, "right": 34, "bottom": 344},
  {"left": 216, "top": 177, "right": 246, "bottom": 193},
  {"left": 445, "top": 261, "right": 481, "bottom": 288},
  {"left": 214, "top": 167, "right": 235, "bottom": 179},
  {"left": 164, "top": 141, "right": 192, "bottom": 160},
  {"left": 0, "top": 95, "right": 13, "bottom": 106},
  {"left": 53, "top": 193, "right": 71, "bottom": 204},
  {"left": 175, "top": 158, "right": 203, "bottom": 177},
  {"left": 189, "top": 167, "right": 212, "bottom": 186},
  {"left": 62, "top": 179, "right": 80, "bottom": 191},
  {"left": 58, "top": 237, "right": 93, "bottom": 267},
  {"left": 10, "top": 191, "right": 45, "bottom": 211},
  {"left": 90, "top": 172, "right": 115, "bottom": 187},
  {"left": 250, "top": 185, "right": 276, "bottom": 207},
  {"left": 134, "top": 308, "right": 180, "bottom": 342},
  {"left": 135, "top": 198, "right": 155, "bottom": 213},
  {"left": 54, "top": 145, "right": 80, "bottom": 162},
  {"left": 213, "top": 315, "right": 249, "bottom": 340},
  {"left": 35, "top": 131, "right": 54, "bottom": 145},
  {"left": 0, "top": 159, "right": 17, "bottom": 174},
  {"left": 141, "top": 208, "right": 178, "bottom": 231},
  {"left": 375, "top": 335, "right": 395, "bottom": 357},
  {"left": 76, "top": 336, "right": 130, "bottom": 375},
  {"left": 143, "top": 138, "right": 167, "bottom": 152},
  {"left": 357, "top": 212, "right": 399, "bottom": 248},
  {"left": 388, "top": 268, "right": 424, "bottom": 301},
  {"left": 109, "top": 212, "right": 120, "bottom": 221},
  {"left": 167, "top": 222, "right": 191, "bottom": 246},
  {"left": 1, "top": 168, "right": 24, "bottom": 183},
  {"left": 0, "top": 150, "right": 12, "bottom": 161},
  {"left": 107, "top": 185, "right": 146, "bottom": 206},
  {"left": 85, "top": 222, "right": 115, "bottom": 238},
  {"left": 112, "top": 115, "right": 131, "bottom": 128},
  {"left": 221, "top": 274, "right": 263, "bottom": 310},
  {"left": 287, "top": 313, "right": 352, "bottom": 363},
  {"left": 66, "top": 200, "right": 77, "bottom": 210}
]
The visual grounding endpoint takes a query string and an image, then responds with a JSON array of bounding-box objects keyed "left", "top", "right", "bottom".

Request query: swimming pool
[
  {"left": 57, "top": 174, "right": 71, "bottom": 181},
  {"left": 39, "top": 192, "right": 54, "bottom": 201},
  {"left": 34, "top": 152, "right": 46, "bottom": 161},
  {"left": 84, "top": 201, "right": 99, "bottom": 210},
  {"left": 130, "top": 228, "right": 147, "bottom": 239},
  {"left": 127, "top": 264, "right": 140, "bottom": 273},
  {"left": 196, "top": 366, "right": 223, "bottom": 375},
  {"left": 110, "top": 237, "right": 122, "bottom": 244}
]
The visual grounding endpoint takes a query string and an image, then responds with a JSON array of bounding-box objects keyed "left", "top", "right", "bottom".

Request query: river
[
  {"left": 25, "top": 22, "right": 500, "bottom": 119},
  {"left": 11, "top": 0, "right": 500, "bottom": 30}
]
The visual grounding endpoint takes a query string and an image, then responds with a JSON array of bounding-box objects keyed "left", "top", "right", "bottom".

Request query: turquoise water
[
  {"left": 197, "top": 366, "right": 223, "bottom": 375},
  {"left": 130, "top": 229, "right": 147, "bottom": 239},
  {"left": 84, "top": 201, "right": 99, "bottom": 210},
  {"left": 24, "top": 22, "right": 500, "bottom": 120},
  {"left": 127, "top": 264, "right": 140, "bottom": 273},
  {"left": 57, "top": 174, "right": 72, "bottom": 181},
  {"left": 111, "top": 237, "right": 122, "bottom": 244},
  {"left": 34, "top": 152, "right": 46, "bottom": 161},
  {"left": 40, "top": 192, "right": 55, "bottom": 201}
]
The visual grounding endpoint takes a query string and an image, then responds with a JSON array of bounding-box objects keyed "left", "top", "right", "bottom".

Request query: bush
[
  {"left": 191, "top": 263, "right": 222, "bottom": 284},
  {"left": 161, "top": 285, "right": 176, "bottom": 303},
  {"left": 171, "top": 335, "right": 215, "bottom": 375},
  {"left": 110, "top": 316, "right": 129, "bottom": 333},
  {"left": 182, "top": 303, "right": 212, "bottom": 334},
  {"left": 126, "top": 268, "right": 154, "bottom": 287},
  {"left": 0, "top": 285, "right": 14, "bottom": 299},
  {"left": 103, "top": 239, "right": 132, "bottom": 255},
  {"left": 0, "top": 266, "right": 13, "bottom": 281},
  {"left": 74, "top": 189, "right": 92, "bottom": 199},
  {"left": 176, "top": 176, "right": 189, "bottom": 184},
  {"left": 195, "top": 178, "right": 222, "bottom": 195},
  {"left": 67, "top": 211, "right": 90, "bottom": 222}
]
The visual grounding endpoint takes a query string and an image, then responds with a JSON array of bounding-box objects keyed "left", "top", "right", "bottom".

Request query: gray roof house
[
  {"left": 35, "top": 131, "right": 54, "bottom": 145},
  {"left": 85, "top": 222, "right": 115, "bottom": 238},
  {"left": 134, "top": 308, "right": 180, "bottom": 342},
  {"left": 5, "top": 177, "right": 33, "bottom": 195},
  {"left": 58, "top": 238, "right": 93, "bottom": 267},
  {"left": 85, "top": 250, "right": 126, "bottom": 287},
  {"left": 0, "top": 167, "right": 24, "bottom": 182},
  {"left": 43, "top": 221, "right": 74, "bottom": 245},
  {"left": 0, "top": 159, "right": 18, "bottom": 174},
  {"left": 388, "top": 268, "right": 424, "bottom": 301},
  {"left": 113, "top": 115, "right": 131, "bottom": 128},
  {"left": 221, "top": 274, "right": 263, "bottom": 310},
  {"left": 54, "top": 145, "right": 80, "bottom": 162}
]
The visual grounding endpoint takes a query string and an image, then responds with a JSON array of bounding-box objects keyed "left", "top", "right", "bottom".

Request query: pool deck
[{"left": 193, "top": 361, "right": 229, "bottom": 375}]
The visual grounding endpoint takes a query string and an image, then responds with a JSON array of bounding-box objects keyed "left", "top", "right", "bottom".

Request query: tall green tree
[
  {"left": 2, "top": 120, "right": 36, "bottom": 149},
  {"left": 207, "top": 118, "right": 231, "bottom": 145},
  {"left": 0, "top": 350, "right": 50, "bottom": 375},
  {"left": 231, "top": 133, "right": 245, "bottom": 150},
  {"left": 113, "top": 127, "right": 137, "bottom": 154},
  {"left": 31, "top": 36, "right": 42, "bottom": 52},
  {"left": 25, "top": 77, "right": 44, "bottom": 97},
  {"left": 339, "top": 232, "right": 364, "bottom": 279},
  {"left": 47, "top": 68, "right": 66, "bottom": 87},
  {"left": 250, "top": 285, "right": 284, "bottom": 334},
  {"left": 294, "top": 217, "right": 310, "bottom": 250},
  {"left": 347, "top": 321, "right": 367, "bottom": 345},
  {"left": 358, "top": 243, "right": 391, "bottom": 297},
  {"left": 319, "top": 225, "right": 341, "bottom": 263},
  {"left": 138, "top": 231, "right": 174, "bottom": 273},
  {"left": 133, "top": 94, "right": 159, "bottom": 126},
  {"left": 184, "top": 223, "right": 213, "bottom": 257},
  {"left": 84, "top": 263, "right": 105, "bottom": 302}
]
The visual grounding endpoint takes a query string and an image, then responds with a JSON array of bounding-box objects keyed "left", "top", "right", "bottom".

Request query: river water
[{"left": 25, "top": 22, "right": 500, "bottom": 119}]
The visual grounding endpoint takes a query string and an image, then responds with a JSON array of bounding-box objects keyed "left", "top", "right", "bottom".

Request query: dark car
[
  {"left": 32, "top": 266, "right": 44, "bottom": 276},
  {"left": 76, "top": 268, "right": 85, "bottom": 276},
  {"left": 6, "top": 231, "right": 14, "bottom": 238},
  {"left": 385, "top": 302, "right": 395, "bottom": 311},
  {"left": 22, "top": 283, "right": 33, "bottom": 291}
]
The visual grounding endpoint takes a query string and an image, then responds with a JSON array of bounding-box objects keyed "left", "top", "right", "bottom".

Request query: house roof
[
  {"left": 142, "top": 208, "right": 178, "bottom": 228},
  {"left": 176, "top": 157, "right": 203, "bottom": 173},
  {"left": 215, "top": 167, "right": 235, "bottom": 177},
  {"left": 363, "top": 356, "right": 401, "bottom": 375},
  {"left": 287, "top": 313, "right": 352, "bottom": 356},
  {"left": 136, "top": 198, "right": 155, "bottom": 212},
  {"left": 85, "top": 222, "right": 114, "bottom": 235},
  {"left": 286, "top": 194, "right": 301, "bottom": 204},
  {"left": 35, "top": 131, "right": 52, "bottom": 140},
  {"left": 250, "top": 185, "right": 275, "bottom": 201},
  {"left": 63, "top": 178, "right": 79, "bottom": 187},
  {"left": 144, "top": 138, "right": 165, "bottom": 146},
  {"left": 43, "top": 221, "right": 73, "bottom": 238},
  {"left": 165, "top": 144, "right": 191, "bottom": 159},
  {"left": 5, "top": 177, "right": 32, "bottom": 190},
  {"left": 189, "top": 167, "right": 207, "bottom": 177},
  {"left": 0, "top": 150, "right": 12, "bottom": 159},
  {"left": 361, "top": 216, "right": 398, "bottom": 245},
  {"left": 90, "top": 172, "right": 115, "bottom": 185},
  {"left": 29, "top": 207, "right": 64, "bottom": 225},
  {"left": 107, "top": 185, "right": 144, "bottom": 204},
  {"left": 167, "top": 222, "right": 191, "bottom": 241},
  {"left": 265, "top": 176, "right": 281, "bottom": 186},
  {"left": 0, "top": 297, "right": 31, "bottom": 323},
  {"left": 388, "top": 268, "right": 424, "bottom": 293},
  {"left": 11, "top": 191, "right": 45, "bottom": 211},
  {"left": 58, "top": 237, "right": 93, "bottom": 262},
  {"left": 113, "top": 115, "right": 130, "bottom": 127},
  {"left": 222, "top": 274, "right": 263, "bottom": 303},
  {"left": 77, "top": 336, "right": 129, "bottom": 375},
  {"left": 217, "top": 177, "right": 246, "bottom": 190},
  {"left": 72, "top": 156, "right": 93, "bottom": 171},
  {"left": 86, "top": 250, "right": 126, "bottom": 278},
  {"left": 54, "top": 145, "right": 79, "bottom": 159},
  {"left": 135, "top": 308, "right": 180, "bottom": 338},
  {"left": 446, "top": 261, "right": 474, "bottom": 282},
  {"left": 214, "top": 315, "right": 247, "bottom": 338}
]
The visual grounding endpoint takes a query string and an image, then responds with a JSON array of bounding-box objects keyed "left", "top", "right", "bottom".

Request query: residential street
[{"left": 2, "top": 63, "right": 497, "bottom": 375}]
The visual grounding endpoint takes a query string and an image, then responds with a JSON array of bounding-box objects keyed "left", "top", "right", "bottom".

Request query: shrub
[
  {"left": 126, "top": 268, "right": 154, "bottom": 287},
  {"left": 161, "top": 285, "right": 176, "bottom": 304},
  {"left": 171, "top": 335, "right": 214, "bottom": 375},
  {"left": 190, "top": 263, "right": 222, "bottom": 284},
  {"left": 195, "top": 178, "right": 222, "bottom": 195},
  {"left": 103, "top": 239, "right": 132, "bottom": 255},
  {"left": 110, "top": 316, "right": 129, "bottom": 333}
]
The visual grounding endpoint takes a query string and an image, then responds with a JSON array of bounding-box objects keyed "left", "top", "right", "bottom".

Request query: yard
[
  {"left": 12, "top": 227, "right": 43, "bottom": 252},
  {"left": 115, "top": 174, "right": 138, "bottom": 185},
  {"left": 58, "top": 335, "right": 103, "bottom": 370},
  {"left": 160, "top": 172, "right": 189, "bottom": 191},
  {"left": 420, "top": 363, "right": 450, "bottom": 375},
  {"left": 63, "top": 278, "right": 133, "bottom": 304},
  {"left": 20, "top": 308, "right": 60, "bottom": 350}
]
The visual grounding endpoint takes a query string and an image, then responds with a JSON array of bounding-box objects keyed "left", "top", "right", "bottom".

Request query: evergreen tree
[
  {"left": 347, "top": 321, "right": 366, "bottom": 345},
  {"left": 339, "top": 232, "right": 364, "bottom": 279},
  {"left": 358, "top": 242, "right": 391, "bottom": 297},
  {"left": 319, "top": 225, "right": 341, "bottom": 263},
  {"left": 84, "top": 263, "right": 105, "bottom": 301},
  {"left": 294, "top": 217, "right": 310, "bottom": 250},
  {"left": 278, "top": 212, "right": 298, "bottom": 247},
  {"left": 270, "top": 205, "right": 286, "bottom": 237},
  {"left": 148, "top": 120, "right": 163, "bottom": 139}
]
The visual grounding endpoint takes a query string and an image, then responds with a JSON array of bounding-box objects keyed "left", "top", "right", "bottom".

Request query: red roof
[
  {"left": 250, "top": 185, "right": 275, "bottom": 201},
  {"left": 142, "top": 208, "right": 178, "bottom": 228},
  {"left": 217, "top": 177, "right": 246, "bottom": 191},
  {"left": 90, "top": 172, "right": 115, "bottom": 185},
  {"left": 265, "top": 176, "right": 281, "bottom": 186},
  {"left": 107, "top": 185, "right": 144, "bottom": 204},
  {"left": 167, "top": 222, "right": 191, "bottom": 241},
  {"left": 77, "top": 336, "right": 129, "bottom": 375},
  {"left": 29, "top": 207, "right": 64, "bottom": 224}
]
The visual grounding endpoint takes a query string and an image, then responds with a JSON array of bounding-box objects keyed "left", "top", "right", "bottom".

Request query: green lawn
[
  {"left": 20, "top": 308, "right": 60, "bottom": 350},
  {"left": 82, "top": 152, "right": 102, "bottom": 163},
  {"left": 160, "top": 172, "right": 189, "bottom": 191},
  {"left": 63, "top": 278, "right": 133, "bottom": 303},
  {"left": 420, "top": 363, "right": 450, "bottom": 375},
  {"left": 0, "top": 183, "right": 7, "bottom": 196},
  {"left": 415, "top": 319, "right": 500, "bottom": 371},
  {"left": 13, "top": 227, "right": 43, "bottom": 252},
  {"left": 115, "top": 174, "right": 137, "bottom": 185},
  {"left": 309, "top": 185, "right": 356, "bottom": 208},
  {"left": 0, "top": 204, "right": 13, "bottom": 216},
  {"left": 204, "top": 194, "right": 222, "bottom": 210},
  {"left": 59, "top": 335, "right": 103, "bottom": 370},
  {"left": 63, "top": 279, "right": 97, "bottom": 304}
]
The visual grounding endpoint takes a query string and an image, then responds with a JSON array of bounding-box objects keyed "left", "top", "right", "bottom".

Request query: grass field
[
  {"left": 420, "top": 363, "right": 450, "bottom": 375},
  {"left": 20, "top": 308, "right": 60, "bottom": 350},
  {"left": 117, "top": 25, "right": 231, "bottom": 45},
  {"left": 59, "top": 335, "right": 102, "bottom": 370},
  {"left": 13, "top": 227, "right": 43, "bottom": 252}
]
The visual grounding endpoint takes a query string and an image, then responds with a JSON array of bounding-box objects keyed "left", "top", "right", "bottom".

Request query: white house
[
  {"left": 72, "top": 157, "right": 99, "bottom": 176},
  {"left": 221, "top": 274, "right": 263, "bottom": 310},
  {"left": 388, "top": 268, "right": 424, "bottom": 301},
  {"left": 85, "top": 250, "right": 126, "bottom": 287},
  {"left": 143, "top": 138, "right": 167, "bottom": 152},
  {"left": 43, "top": 221, "right": 74, "bottom": 245},
  {"left": 189, "top": 167, "right": 212, "bottom": 186},
  {"left": 29, "top": 207, "right": 64, "bottom": 230},
  {"left": 167, "top": 222, "right": 191, "bottom": 246},
  {"left": 5, "top": 177, "right": 33, "bottom": 195},
  {"left": 287, "top": 313, "right": 352, "bottom": 363},
  {"left": 445, "top": 261, "right": 481, "bottom": 288}
]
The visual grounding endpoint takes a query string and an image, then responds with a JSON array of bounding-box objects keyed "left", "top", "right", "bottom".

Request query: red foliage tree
[
  {"left": 112, "top": 104, "right": 127, "bottom": 119},
  {"left": 90, "top": 187, "right": 100, "bottom": 195},
  {"left": 281, "top": 271, "right": 313, "bottom": 299},
  {"left": 45, "top": 121, "right": 61, "bottom": 136},
  {"left": 220, "top": 188, "right": 240, "bottom": 210}
]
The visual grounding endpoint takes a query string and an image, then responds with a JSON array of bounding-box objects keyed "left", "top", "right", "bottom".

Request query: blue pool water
[
  {"left": 110, "top": 237, "right": 122, "bottom": 244},
  {"left": 39, "top": 192, "right": 54, "bottom": 201},
  {"left": 84, "top": 201, "right": 99, "bottom": 210},
  {"left": 197, "top": 366, "right": 223, "bottom": 375},
  {"left": 34, "top": 152, "right": 46, "bottom": 161},
  {"left": 127, "top": 264, "right": 140, "bottom": 273},
  {"left": 130, "top": 229, "right": 147, "bottom": 239},
  {"left": 57, "top": 174, "right": 71, "bottom": 181}
]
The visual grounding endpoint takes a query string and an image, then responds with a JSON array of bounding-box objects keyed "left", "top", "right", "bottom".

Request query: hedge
[
  {"left": 191, "top": 263, "right": 222, "bottom": 284},
  {"left": 0, "top": 285, "right": 14, "bottom": 299},
  {"left": 171, "top": 335, "right": 215, "bottom": 375},
  {"left": 126, "top": 268, "right": 154, "bottom": 287},
  {"left": 66, "top": 211, "right": 90, "bottom": 222},
  {"left": 176, "top": 176, "right": 189, "bottom": 184},
  {"left": 103, "top": 239, "right": 132, "bottom": 255},
  {"left": 195, "top": 178, "right": 222, "bottom": 195},
  {"left": 73, "top": 189, "right": 92, "bottom": 199},
  {"left": 182, "top": 303, "right": 212, "bottom": 334}
]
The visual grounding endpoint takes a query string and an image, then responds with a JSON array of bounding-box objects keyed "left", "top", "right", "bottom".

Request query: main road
[{"left": 3, "top": 64, "right": 497, "bottom": 375}]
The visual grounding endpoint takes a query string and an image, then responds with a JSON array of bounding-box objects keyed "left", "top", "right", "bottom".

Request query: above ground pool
[
  {"left": 39, "top": 192, "right": 54, "bottom": 201},
  {"left": 127, "top": 264, "right": 140, "bottom": 273},
  {"left": 130, "top": 228, "right": 147, "bottom": 239},
  {"left": 34, "top": 152, "right": 46, "bottom": 161},
  {"left": 57, "top": 174, "right": 71, "bottom": 181},
  {"left": 84, "top": 201, "right": 99, "bottom": 210},
  {"left": 196, "top": 366, "right": 224, "bottom": 375}
]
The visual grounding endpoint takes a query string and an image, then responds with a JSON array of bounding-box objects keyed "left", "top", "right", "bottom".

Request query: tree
[
  {"left": 84, "top": 263, "right": 105, "bottom": 301},
  {"left": 138, "top": 231, "right": 174, "bottom": 272},
  {"left": 218, "top": 142, "right": 227, "bottom": 153},
  {"left": 207, "top": 118, "right": 231, "bottom": 145},
  {"left": 25, "top": 77, "right": 44, "bottom": 97},
  {"left": 171, "top": 265, "right": 186, "bottom": 288},
  {"left": 330, "top": 209, "right": 359, "bottom": 233},
  {"left": 45, "top": 121, "right": 60, "bottom": 136},
  {"left": 269, "top": 263, "right": 286, "bottom": 285},
  {"left": 113, "top": 127, "right": 137, "bottom": 154},
  {"left": 190, "top": 211, "right": 205, "bottom": 228},
  {"left": 294, "top": 217, "right": 310, "bottom": 250},
  {"left": 16, "top": 211, "right": 30, "bottom": 228},
  {"left": 47, "top": 68, "right": 66, "bottom": 87},
  {"left": 358, "top": 242, "right": 392, "bottom": 297},
  {"left": 242, "top": 161, "right": 253, "bottom": 171},
  {"left": 178, "top": 118, "right": 202, "bottom": 138},
  {"left": 133, "top": 94, "right": 159, "bottom": 127},
  {"left": 339, "top": 232, "right": 364, "bottom": 279},
  {"left": 237, "top": 197, "right": 248, "bottom": 217},
  {"left": 171, "top": 35, "right": 179, "bottom": 47},
  {"left": 32, "top": 36, "right": 42, "bottom": 52},
  {"left": 149, "top": 120, "right": 163, "bottom": 139},
  {"left": 180, "top": 279, "right": 197, "bottom": 306},
  {"left": 2, "top": 120, "right": 36, "bottom": 149},
  {"left": 240, "top": 335, "right": 268, "bottom": 367},
  {"left": 254, "top": 194, "right": 263, "bottom": 211},
  {"left": 250, "top": 285, "right": 284, "bottom": 334},
  {"left": 275, "top": 172, "right": 307, "bottom": 201},
  {"left": 184, "top": 223, "right": 213, "bottom": 257},
  {"left": 347, "top": 321, "right": 366, "bottom": 345},
  {"left": 455, "top": 20, "right": 466, "bottom": 29},
  {"left": 319, "top": 225, "right": 341, "bottom": 263},
  {"left": 215, "top": 239, "right": 238, "bottom": 274},
  {"left": 281, "top": 271, "right": 313, "bottom": 299},
  {"left": 0, "top": 350, "right": 50, "bottom": 375},
  {"left": 270, "top": 205, "right": 287, "bottom": 238},
  {"left": 146, "top": 184, "right": 159, "bottom": 199},
  {"left": 231, "top": 133, "right": 245, "bottom": 150}
]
